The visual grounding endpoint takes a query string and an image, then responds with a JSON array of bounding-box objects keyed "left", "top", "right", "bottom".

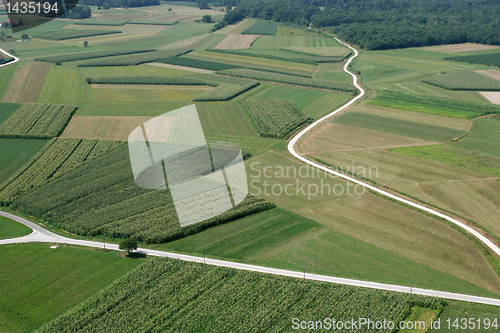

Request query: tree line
[{"left": 209, "top": 0, "right": 500, "bottom": 50}]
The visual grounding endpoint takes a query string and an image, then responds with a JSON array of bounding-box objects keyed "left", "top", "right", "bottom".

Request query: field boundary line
[
  {"left": 287, "top": 39, "right": 500, "bottom": 259},
  {"left": 1, "top": 210, "right": 500, "bottom": 306}
]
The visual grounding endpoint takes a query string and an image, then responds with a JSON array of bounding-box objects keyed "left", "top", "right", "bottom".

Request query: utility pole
[
  {"left": 304, "top": 266, "right": 306, "bottom": 279},
  {"left": 103, "top": 233, "right": 106, "bottom": 251},
  {"left": 410, "top": 280, "right": 412, "bottom": 294},
  {"left": 203, "top": 251, "right": 205, "bottom": 264}
]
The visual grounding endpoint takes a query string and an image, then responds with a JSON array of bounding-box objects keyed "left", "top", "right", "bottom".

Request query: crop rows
[
  {"left": 207, "top": 48, "right": 344, "bottom": 64},
  {"left": 422, "top": 70, "right": 500, "bottom": 91},
  {"left": 219, "top": 68, "right": 358, "bottom": 93},
  {"left": 34, "top": 49, "right": 154, "bottom": 63},
  {"left": 89, "top": 74, "right": 258, "bottom": 101},
  {"left": 77, "top": 49, "right": 191, "bottom": 67},
  {"left": 240, "top": 99, "right": 311, "bottom": 138},
  {"left": 36, "top": 257, "right": 446, "bottom": 333},
  {"left": 158, "top": 56, "right": 242, "bottom": 71},
  {"left": 128, "top": 20, "right": 179, "bottom": 25},
  {"left": 370, "top": 90, "right": 500, "bottom": 119},
  {"left": 444, "top": 52, "right": 500, "bottom": 66},
  {"left": 11, "top": 145, "right": 274, "bottom": 242},
  {"left": 0, "top": 103, "right": 77, "bottom": 139},
  {"left": 0, "top": 138, "right": 122, "bottom": 204},
  {"left": 242, "top": 19, "right": 277, "bottom": 35},
  {"left": 33, "top": 29, "right": 122, "bottom": 41},
  {"left": 74, "top": 19, "right": 130, "bottom": 26},
  {"left": 194, "top": 82, "right": 259, "bottom": 101}
]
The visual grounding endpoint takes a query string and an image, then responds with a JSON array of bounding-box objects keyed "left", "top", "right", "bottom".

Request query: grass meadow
[
  {"left": 0, "top": 216, "right": 32, "bottom": 239},
  {"left": 0, "top": 243, "right": 147, "bottom": 333},
  {"left": 0, "top": 138, "right": 48, "bottom": 185}
]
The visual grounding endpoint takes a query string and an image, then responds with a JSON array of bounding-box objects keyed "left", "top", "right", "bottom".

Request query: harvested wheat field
[
  {"left": 215, "top": 34, "right": 259, "bottom": 49},
  {"left": 2, "top": 62, "right": 50, "bottom": 103},
  {"left": 423, "top": 43, "right": 500, "bottom": 53},
  {"left": 60, "top": 116, "right": 152, "bottom": 141}
]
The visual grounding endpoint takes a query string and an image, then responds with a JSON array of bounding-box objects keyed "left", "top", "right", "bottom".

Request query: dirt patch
[
  {"left": 60, "top": 116, "right": 153, "bottom": 141},
  {"left": 1, "top": 61, "right": 50, "bottom": 103},
  {"left": 423, "top": 43, "right": 500, "bottom": 53},
  {"left": 215, "top": 34, "right": 259, "bottom": 49},
  {"left": 476, "top": 69, "right": 500, "bottom": 82},
  {"left": 480, "top": 92, "right": 500, "bottom": 105}
]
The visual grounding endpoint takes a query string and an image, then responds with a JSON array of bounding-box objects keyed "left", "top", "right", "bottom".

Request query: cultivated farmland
[
  {"left": 369, "top": 90, "right": 500, "bottom": 119},
  {"left": 60, "top": 116, "right": 153, "bottom": 141},
  {"left": 10, "top": 144, "right": 273, "bottom": 242},
  {"left": 242, "top": 19, "right": 277, "bottom": 35},
  {"left": 0, "top": 138, "right": 47, "bottom": 185},
  {"left": 34, "top": 29, "right": 122, "bottom": 41},
  {"left": 208, "top": 48, "right": 346, "bottom": 64},
  {"left": 422, "top": 70, "right": 500, "bottom": 91},
  {"left": 74, "top": 19, "right": 130, "bottom": 26},
  {"left": 0, "top": 103, "right": 77, "bottom": 138},
  {"left": 1, "top": 62, "right": 50, "bottom": 103},
  {"left": 36, "top": 257, "right": 446, "bottom": 333},
  {"left": 128, "top": 20, "right": 179, "bottom": 25},
  {"left": 444, "top": 52, "right": 500, "bottom": 66},
  {"left": 34, "top": 49, "right": 154, "bottom": 63},
  {"left": 215, "top": 34, "right": 259, "bottom": 49},
  {"left": 219, "top": 68, "right": 357, "bottom": 93},
  {"left": 158, "top": 56, "right": 241, "bottom": 70},
  {"left": 0, "top": 138, "right": 122, "bottom": 203},
  {"left": 194, "top": 81, "right": 259, "bottom": 101},
  {"left": 240, "top": 99, "right": 310, "bottom": 138},
  {"left": 77, "top": 49, "right": 191, "bottom": 67}
]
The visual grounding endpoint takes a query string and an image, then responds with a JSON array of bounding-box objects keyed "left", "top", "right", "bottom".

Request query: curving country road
[
  {"left": 1, "top": 210, "right": 500, "bottom": 306},
  {"left": 0, "top": 47, "right": 20, "bottom": 68},
  {"left": 1, "top": 39, "right": 500, "bottom": 307},
  {"left": 287, "top": 39, "right": 500, "bottom": 259}
]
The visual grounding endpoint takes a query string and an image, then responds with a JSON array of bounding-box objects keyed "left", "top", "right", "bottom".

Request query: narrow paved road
[
  {"left": 0, "top": 47, "right": 20, "bottom": 68},
  {"left": 287, "top": 39, "right": 500, "bottom": 258},
  {"left": 1, "top": 210, "right": 500, "bottom": 306}
]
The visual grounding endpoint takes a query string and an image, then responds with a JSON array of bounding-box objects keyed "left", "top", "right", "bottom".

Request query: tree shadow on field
[{"left": 121, "top": 252, "right": 147, "bottom": 259}]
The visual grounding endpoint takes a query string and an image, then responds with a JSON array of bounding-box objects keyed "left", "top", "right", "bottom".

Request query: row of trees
[{"left": 215, "top": 0, "right": 500, "bottom": 50}]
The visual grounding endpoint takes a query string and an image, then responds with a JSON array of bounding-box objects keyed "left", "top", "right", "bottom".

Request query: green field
[
  {"left": 239, "top": 84, "right": 353, "bottom": 119},
  {"left": 36, "top": 256, "right": 445, "bottom": 333},
  {"left": 158, "top": 56, "right": 241, "bottom": 70},
  {"left": 0, "top": 103, "right": 77, "bottom": 139},
  {"left": 453, "top": 118, "right": 500, "bottom": 158},
  {"left": 0, "top": 138, "right": 48, "bottom": 185},
  {"left": 429, "top": 301, "right": 500, "bottom": 333},
  {"left": 242, "top": 19, "right": 277, "bottom": 35},
  {"left": 34, "top": 49, "right": 154, "bottom": 64},
  {"left": 0, "top": 62, "right": 19, "bottom": 100},
  {"left": 34, "top": 29, "right": 122, "bottom": 41},
  {"left": 74, "top": 19, "right": 130, "bottom": 26},
  {"left": 10, "top": 144, "right": 274, "bottom": 243},
  {"left": 333, "top": 112, "right": 465, "bottom": 142},
  {"left": 207, "top": 48, "right": 345, "bottom": 64},
  {"left": 444, "top": 52, "right": 500, "bottom": 66},
  {"left": 422, "top": 70, "right": 500, "bottom": 91},
  {"left": 219, "top": 68, "right": 357, "bottom": 92},
  {"left": 37, "top": 66, "right": 91, "bottom": 107},
  {"left": 240, "top": 99, "right": 310, "bottom": 138},
  {"left": 77, "top": 49, "right": 190, "bottom": 67},
  {"left": 0, "top": 216, "right": 32, "bottom": 239},
  {"left": 0, "top": 138, "right": 122, "bottom": 203},
  {"left": 369, "top": 90, "right": 500, "bottom": 119},
  {"left": 0, "top": 103, "right": 21, "bottom": 125},
  {"left": 251, "top": 36, "right": 340, "bottom": 49},
  {"left": 0, "top": 243, "right": 146, "bottom": 333}
]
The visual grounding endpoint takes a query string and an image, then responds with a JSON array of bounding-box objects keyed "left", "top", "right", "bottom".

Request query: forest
[{"left": 209, "top": 0, "right": 500, "bottom": 50}]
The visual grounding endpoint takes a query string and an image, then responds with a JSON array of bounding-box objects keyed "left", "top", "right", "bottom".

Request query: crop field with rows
[
  {"left": 369, "top": 90, "right": 500, "bottom": 119},
  {"left": 422, "top": 70, "right": 500, "bottom": 91},
  {"left": 34, "top": 49, "right": 154, "bottom": 64},
  {"left": 128, "top": 20, "right": 179, "bottom": 25},
  {"left": 36, "top": 257, "right": 446, "bottom": 333},
  {"left": 240, "top": 99, "right": 310, "bottom": 138},
  {"left": 34, "top": 29, "right": 122, "bottom": 41},
  {"left": 0, "top": 138, "right": 122, "bottom": 204},
  {"left": 444, "top": 52, "right": 500, "bottom": 66},
  {"left": 10, "top": 145, "right": 274, "bottom": 243},
  {"left": 194, "top": 82, "right": 259, "bottom": 101},
  {"left": 0, "top": 103, "right": 77, "bottom": 138},
  {"left": 207, "top": 48, "right": 345, "bottom": 64},
  {"left": 77, "top": 49, "right": 191, "bottom": 67},
  {"left": 158, "top": 56, "right": 242, "bottom": 71},
  {"left": 219, "top": 68, "right": 357, "bottom": 93},
  {"left": 242, "top": 19, "right": 277, "bottom": 35}
]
